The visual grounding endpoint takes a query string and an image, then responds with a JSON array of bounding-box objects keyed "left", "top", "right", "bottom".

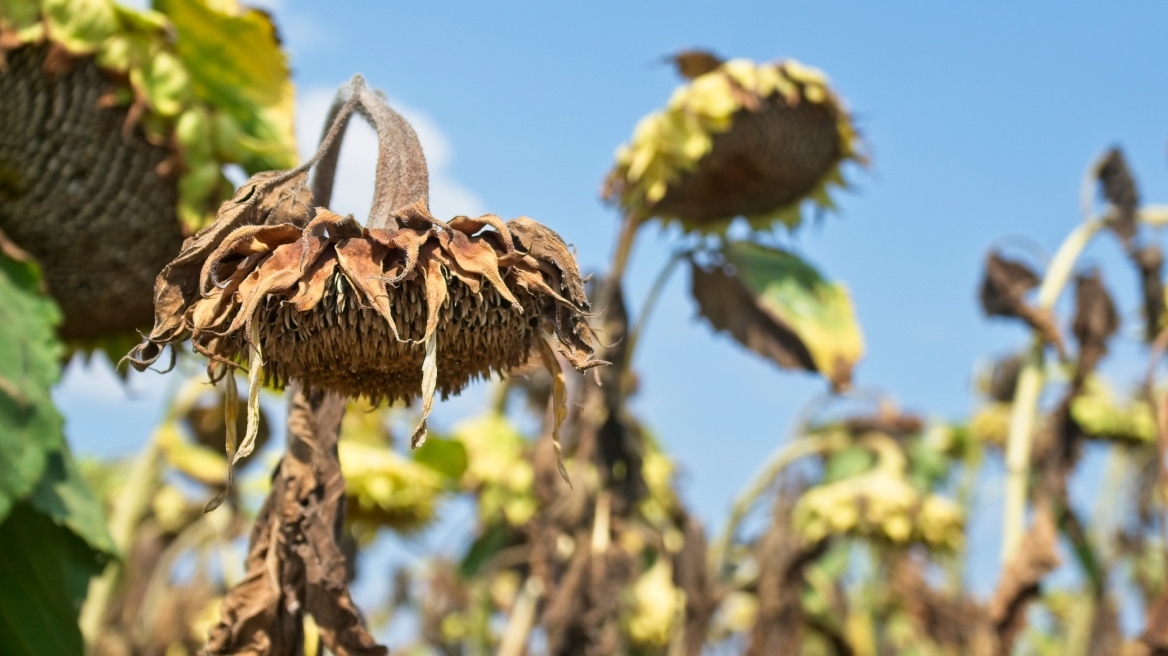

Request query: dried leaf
[
  {"left": 691, "top": 241, "right": 863, "bottom": 390},
  {"left": 1071, "top": 269, "right": 1118, "bottom": 379},
  {"left": 988, "top": 503, "right": 1059, "bottom": 654},
  {"left": 1096, "top": 147, "right": 1139, "bottom": 244},
  {"left": 979, "top": 252, "right": 1066, "bottom": 358},
  {"left": 670, "top": 49, "right": 725, "bottom": 80},
  {"left": 206, "top": 386, "right": 386, "bottom": 656}
]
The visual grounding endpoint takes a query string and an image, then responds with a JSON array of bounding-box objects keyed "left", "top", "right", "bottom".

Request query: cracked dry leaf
[
  {"left": 205, "top": 386, "right": 386, "bottom": 656},
  {"left": 979, "top": 252, "right": 1066, "bottom": 357},
  {"left": 691, "top": 241, "right": 863, "bottom": 391},
  {"left": 603, "top": 54, "right": 864, "bottom": 234},
  {"left": 0, "top": 0, "right": 295, "bottom": 346}
]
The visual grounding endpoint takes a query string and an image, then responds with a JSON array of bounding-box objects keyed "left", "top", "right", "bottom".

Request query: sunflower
[
  {"left": 128, "top": 75, "right": 604, "bottom": 469},
  {"left": 0, "top": 0, "right": 294, "bottom": 342},
  {"left": 603, "top": 52, "right": 863, "bottom": 234}
]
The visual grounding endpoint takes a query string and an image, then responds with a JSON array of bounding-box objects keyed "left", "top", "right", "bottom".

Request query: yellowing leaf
[
  {"left": 156, "top": 0, "right": 296, "bottom": 171},
  {"left": 42, "top": 0, "right": 118, "bottom": 54},
  {"left": 692, "top": 241, "right": 864, "bottom": 390}
]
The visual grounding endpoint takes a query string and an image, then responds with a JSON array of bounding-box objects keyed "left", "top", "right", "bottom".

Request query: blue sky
[{"left": 58, "top": 1, "right": 1168, "bottom": 609}]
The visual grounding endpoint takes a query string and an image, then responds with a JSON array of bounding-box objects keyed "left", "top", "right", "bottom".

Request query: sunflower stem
[
  {"left": 1001, "top": 216, "right": 1104, "bottom": 561},
  {"left": 709, "top": 432, "right": 843, "bottom": 578},
  {"left": 622, "top": 250, "right": 686, "bottom": 378}
]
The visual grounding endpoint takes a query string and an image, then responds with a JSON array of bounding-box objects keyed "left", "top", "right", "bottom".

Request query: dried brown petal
[
  {"left": 449, "top": 214, "right": 514, "bottom": 252},
  {"left": 334, "top": 237, "right": 398, "bottom": 339},
  {"left": 291, "top": 251, "right": 338, "bottom": 313},
  {"left": 508, "top": 216, "right": 589, "bottom": 307},
  {"left": 670, "top": 49, "right": 725, "bottom": 80}
]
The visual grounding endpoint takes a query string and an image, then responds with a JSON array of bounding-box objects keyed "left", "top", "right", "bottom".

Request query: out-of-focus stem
[
  {"left": 498, "top": 577, "right": 544, "bottom": 656},
  {"left": 608, "top": 211, "right": 641, "bottom": 287},
  {"left": 623, "top": 251, "right": 685, "bottom": 374},
  {"left": 79, "top": 430, "right": 164, "bottom": 646},
  {"left": 710, "top": 433, "right": 841, "bottom": 577},
  {"left": 1001, "top": 216, "right": 1104, "bottom": 561}
]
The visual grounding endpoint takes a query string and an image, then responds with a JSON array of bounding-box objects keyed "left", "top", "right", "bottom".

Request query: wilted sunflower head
[
  {"left": 603, "top": 52, "right": 864, "bottom": 234},
  {"left": 128, "top": 75, "right": 604, "bottom": 451}
]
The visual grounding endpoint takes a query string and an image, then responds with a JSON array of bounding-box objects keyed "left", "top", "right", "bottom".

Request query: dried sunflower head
[
  {"left": 603, "top": 53, "right": 863, "bottom": 234},
  {"left": 128, "top": 75, "right": 604, "bottom": 459}
]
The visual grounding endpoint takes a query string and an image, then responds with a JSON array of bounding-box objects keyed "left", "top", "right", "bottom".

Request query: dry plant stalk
[{"left": 204, "top": 384, "right": 383, "bottom": 656}]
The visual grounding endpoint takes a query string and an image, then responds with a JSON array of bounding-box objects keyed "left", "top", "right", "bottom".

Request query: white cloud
[{"left": 296, "top": 86, "right": 485, "bottom": 223}]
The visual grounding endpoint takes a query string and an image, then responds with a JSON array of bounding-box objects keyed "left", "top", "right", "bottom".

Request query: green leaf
[
  {"left": 0, "top": 502, "right": 107, "bottom": 656},
  {"left": 156, "top": 0, "right": 297, "bottom": 171},
  {"left": 0, "top": 251, "right": 66, "bottom": 523},
  {"left": 458, "top": 522, "right": 515, "bottom": 579},
  {"left": 822, "top": 446, "right": 873, "bottom": 484},
  {"left": 29, "top": 449, "right": 118, "bottom": 558},
  {"left": 691, "top": 241, "right": 864, "bottom": 390},
  {"left": 0, "top": 0, "right": 43, "bottom": 33},
  {"left": 130, "top": 49, "right": 191, "bottom": 117},
  {"left": 42, "top": 0, "right": 119, "bottom": 54},
  {"left": 413, "top": 435, "right": 469, "bottom": 483}
]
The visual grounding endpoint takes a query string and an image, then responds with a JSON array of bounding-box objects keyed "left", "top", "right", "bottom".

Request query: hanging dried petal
[
  {"left": 537, "top": 336, "right": 571, "bottom": 484},
  {"left": 410, "top": 332, "right": 438, "bottom": 449}
]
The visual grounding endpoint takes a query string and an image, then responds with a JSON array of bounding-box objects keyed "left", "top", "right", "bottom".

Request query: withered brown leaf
[
  {"left": 979, "top": 252, "right": 1066, "bottom": 358},
  {"left": 1071, "top": 269, "right": 1118, "bottom": 380}
]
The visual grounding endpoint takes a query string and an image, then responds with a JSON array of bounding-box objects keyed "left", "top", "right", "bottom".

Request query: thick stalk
[{"left": 1001, "top": 216, "right": 1104, "bottom": 560}]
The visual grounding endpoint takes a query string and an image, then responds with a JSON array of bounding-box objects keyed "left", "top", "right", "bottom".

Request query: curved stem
[
  {"left": 1001, "top": 217, "right": 1104, "bottom": 560},
  {"left": 621, "top": 250, "right": 686, "bottom": 375},
  {"left": 710, "top": 432, "right": 843, "bottom": 577},
  {"left": 308, "top": 76, "right": 430, "bottom": 228},
  {"left": 608, "top": 211, "right": 641, "bottom": 287}
]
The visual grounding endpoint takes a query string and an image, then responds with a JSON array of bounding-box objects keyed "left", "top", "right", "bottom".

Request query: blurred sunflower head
[
  {"left": 0, "top": 0, "right": 295, "bottom": 342},
  {"left": 603, "top": 51, "right": 864, "bottom": 234}
]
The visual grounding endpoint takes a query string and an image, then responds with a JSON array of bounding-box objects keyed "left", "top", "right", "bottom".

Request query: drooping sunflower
[
  {"left": 128, "top": 76, "right": 603, "bottom": 465},
  {"left": 603, "top": 51, "right": 864, "bottom": 234}
]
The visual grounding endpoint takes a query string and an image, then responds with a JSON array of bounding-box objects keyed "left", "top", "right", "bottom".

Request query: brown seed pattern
[{"left": 128, "top": 183, "right": 605, "bottom": 404}]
